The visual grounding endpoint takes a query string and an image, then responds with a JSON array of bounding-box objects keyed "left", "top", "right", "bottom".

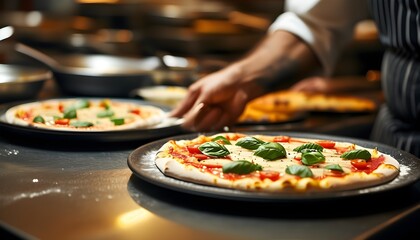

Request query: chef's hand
[
  {"left": 170, "top": 30, "right": 321, "bottom": 132},
  {"left": 170, "top": 65, "right": 263, "bottom": 132}
]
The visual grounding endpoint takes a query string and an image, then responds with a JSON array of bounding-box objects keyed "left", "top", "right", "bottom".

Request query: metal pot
[
  {"left": 15, "top": 43, "right": 197, "bottom": 97},
  {"left": 0, "top": 64, "right": 51, "bottom": 103}
]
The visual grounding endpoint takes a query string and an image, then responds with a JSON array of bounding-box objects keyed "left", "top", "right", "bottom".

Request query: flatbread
[{"left": 155, "top": 133, "right": 400, "bottom": 192}]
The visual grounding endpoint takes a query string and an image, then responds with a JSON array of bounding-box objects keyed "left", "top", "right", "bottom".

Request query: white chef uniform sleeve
[{"left": 268, "top": 0, "right": 370, "bottom": 75}]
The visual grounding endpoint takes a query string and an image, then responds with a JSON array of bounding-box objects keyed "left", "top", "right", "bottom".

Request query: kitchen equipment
[
  {"left": 142, "top": 3, "right": 270, "bottom": 55},
  {"left": 0, "top": 64, "right": 51, "bottom": 102},
  {"left": 0, "top": 26, "right": 14, "bottom": 42},
  {"left": 15, "top": 43, "right": 197, "bottom": 97}
]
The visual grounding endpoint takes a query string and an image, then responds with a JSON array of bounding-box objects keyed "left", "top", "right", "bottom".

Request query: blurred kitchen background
[
  {"left": 0, "top": 0, "right": 384, "bottom": 73},
  {"left": 0, "top": 0, "right": 384, "bottom": 107},
  {"left": 0, "top": 0, "right": 386, "bottom": 138}
]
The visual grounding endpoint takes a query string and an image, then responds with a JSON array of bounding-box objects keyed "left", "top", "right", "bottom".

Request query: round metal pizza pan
[
  {"left": 0, "top": 98, "right": 185, "bottom": 143},
  {"left": 127, "top": 132, "right": 420, "bottom": 202}
]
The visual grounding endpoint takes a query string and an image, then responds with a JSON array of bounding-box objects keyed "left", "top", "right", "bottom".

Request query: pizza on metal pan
[
  {"left": 250, "top": 90, "right": 377, "bottom": 113},
  {"left": 238, "top": 90, "right": 377, "bottom": 123},
  {"left": 5, "top": 98, "right": 166, "bottom": 131},
  {"left": 155, "top": 133, "right": 400, "bottom": 192}
]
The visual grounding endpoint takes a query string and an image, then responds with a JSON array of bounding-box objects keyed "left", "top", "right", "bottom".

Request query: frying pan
[
  {"left": 0, "top": 64, "right": 51, "bottom": 103},
  {"left": 15, "top": 43, "right": 197, "bottom": 97}
]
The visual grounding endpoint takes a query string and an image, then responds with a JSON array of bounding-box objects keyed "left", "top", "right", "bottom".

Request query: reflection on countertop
[{"left": 0, "top": 132, "right": 419, "bottom": 239}]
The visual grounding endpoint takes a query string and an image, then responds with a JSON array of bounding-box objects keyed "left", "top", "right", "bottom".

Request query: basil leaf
[
  {"left": 254, "top": 142, "right": 286, "bottom": 160},
  {"left": 325, "top": 164, "right": 344, "bottom": 172},
  {"left": 340, "top": 149, "right": 371, "bottom": 160},
  {"left": 199, "top": 141, "right": 230, "bottom": 157},
  {"left": 63, "top": 109, "right": 77, "bottom": 119},
  {"left": 293, "top": 143, "right": 323, "bottom": 153},
  {"left": 301, "top": 149, "right": 319, "bottom": 154},
  {"left": 64, "top": 99, "right": 90, "bottom": 113},
  {"left": 70, "top": 121, "right": 93, "bottom": 128},
  {"left": 301, "top": 151, "right": 325, "bottom": 165},
  {"left": 111, "top": 118, "right": 125, "bottom": 126},
  {"left": 33, "top": 115, "right": 45, "bottom": 123},
  {"left": 286, "top": 165, "right": 313, "bottom": 178},
  {"left": 97, "top": 109, "right": 114, "bottom": 118},
  {"left": 73, "top": 99, "right": 90, "bottom": 109},
  {"left": 212, "top": 136, "right": 231, "bottom": 145},
  {"left": 222, "top": 160, "right": 262, "bottom": 174},
  {"left": 235, "top": 137, "right": 265, "bottom": 150}
]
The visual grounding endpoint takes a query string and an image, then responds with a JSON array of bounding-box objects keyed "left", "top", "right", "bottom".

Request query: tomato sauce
[
  {"left": 188, "top": 162, "right": 223, "bottom": 169},
  {"left": 186, "top": 162, "right": 257, "bottom": 181},
  {"left": 169, "top": 148, "right": 189, "bottom": 161},
  {"left": 352, "top": 155, "right": 385, "bottom": 174},
  {"left": 225, "top": 133, "right": 246, "bottom": 141},
  {"left": 321, "top": 170, "right": 347, "bottom": 178},
  {"left": 272, "top": 136, "right": 291, "bottom": 142},
  {"left": 334, "top": 146, "right": 354, "bottom": 154}
]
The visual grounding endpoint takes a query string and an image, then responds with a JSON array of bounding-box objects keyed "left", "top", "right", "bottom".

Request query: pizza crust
[
  {"left": 155, "top": 133, "right": 400, "bottom": 193},
  {"left": 238, "top": 90, "right": 377, "bottom": 124}
]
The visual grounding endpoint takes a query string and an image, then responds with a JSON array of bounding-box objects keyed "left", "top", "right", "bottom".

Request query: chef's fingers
[
  {"left": 180, "top": 102, "right": 206, "bottom": 131},
  {"left": 169, "top": 86, "right": 201, "bottom": 118},
  {"left": 181, "top": 102, "right": 223, "bottom": 132},
  {"left": 193, "top": 105, "right": 223, "bottom": 132},
  {"left": 212, "top": 91, "right": 247, "bottom": 130}
]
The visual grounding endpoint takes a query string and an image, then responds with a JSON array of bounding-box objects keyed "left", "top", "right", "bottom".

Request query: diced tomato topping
[
  {"left": 55, "top": 118, "right": 70, "bottom": 125},
  {"left": 294, "top": 155, "right": 302, "bottom": 161},
  {"left": 351, "top": 155, "right": 385, "bottom": 173},
  {"left": 316, "top": 140, "right": 336, "bottom": 149},
  {"left": 193, "top": 154, "right": 210, "bottom": 160},
  {"left": 351, "top": 159, "right": 368, "bottom": 170},
  {"left": 16, "top": 110, "right": 31, "bottom": 120},
  {"left": 259, "top": 170, "right": 280, "bottom": 181},
  {"left": 273, "top": 136, "right": 290, "bottom": 142},
  {"left": 130, "top": 109, "right": 141, "bottom": 115},
  {"left": 58, "top": 104, "right": 65, "bottom": 113},
  {"left": 187, "top": 146, "right": 202, "bottom": 154}
]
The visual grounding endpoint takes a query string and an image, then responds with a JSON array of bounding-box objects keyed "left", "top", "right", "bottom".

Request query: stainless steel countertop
[
  {"left": 0, "top": 79, "right": 419, "bottom": 239},
  {"left": 0, "top": 131, "right": 419, "bottom": 240}
]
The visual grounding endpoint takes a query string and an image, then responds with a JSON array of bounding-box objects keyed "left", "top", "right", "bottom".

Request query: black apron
[{"left": 369, "top": 0, "right": 420, "bottom": 157}]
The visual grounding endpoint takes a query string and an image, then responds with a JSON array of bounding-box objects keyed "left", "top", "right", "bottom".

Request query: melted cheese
[{"left": 196, "top": 140, "right": 356, "bottom": 178}]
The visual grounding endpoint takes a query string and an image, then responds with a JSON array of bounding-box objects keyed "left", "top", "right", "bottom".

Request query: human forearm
[
  {"left": 170, "top": 30, "right": 322, "bottom": 131},
  {"left": 229, "top": 30, "right": 322, "bottom": 98}
]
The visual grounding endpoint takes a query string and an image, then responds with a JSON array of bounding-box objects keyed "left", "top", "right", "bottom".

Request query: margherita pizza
[
  {"left": 155, "top": 133, "right": 400, "bottom": 192},
  {"left": 5, "top": 98, "right": 166, "bottom": 131}
]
